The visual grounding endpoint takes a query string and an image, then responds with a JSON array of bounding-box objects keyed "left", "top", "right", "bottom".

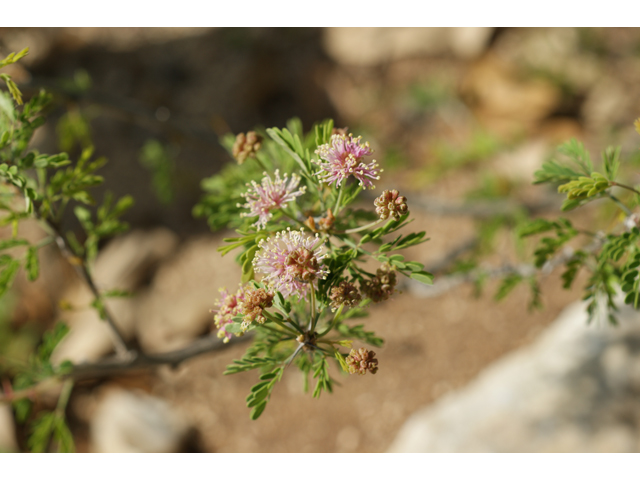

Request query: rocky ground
[{"left": 2, "top": 27, "right": 640, "bottom": 452}]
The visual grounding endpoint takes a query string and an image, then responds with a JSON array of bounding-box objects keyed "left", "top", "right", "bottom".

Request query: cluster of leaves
[
  {"left": 10, "top": 323, "right": 75, "bottom": 453},
  {"left": 506, "top": 133, "right": 640, "bottom": 324},
  {"left": 0, "top": 48, "right": 29, "bottom": 106},
  {"left": 0, "top": 48, "right": 134, "bottom": 451}
]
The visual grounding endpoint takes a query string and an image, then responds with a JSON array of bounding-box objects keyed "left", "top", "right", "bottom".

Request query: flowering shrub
[
  {"left": 201, "top": 121, "right": 433, "bottom": 419},
  {"left": 0, "top": 47, "right": 436, "bottom": 452}
]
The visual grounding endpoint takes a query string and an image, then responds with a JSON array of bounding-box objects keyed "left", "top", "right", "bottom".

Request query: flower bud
[
  {"left": 329, "top": 281, "right": 362, "bottom": 310},
  {"left": 240, "top": 287, "right": 274, "bottom": 331},
  {"left": 346, "top": 347, "right": 379, "bottom": 375},
  {"left": 374, "top": 189, "right": 408, "bottom": 220},
  {"left": 360, "top": 263, "right": 397, "bottom": 303},
  {"left": 232, "top": 131, "right": 263, "bottom": 164}
]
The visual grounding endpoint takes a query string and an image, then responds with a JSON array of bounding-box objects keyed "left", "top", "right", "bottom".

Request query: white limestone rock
[{"left": 389, "top": 300, "right": 640, "bottom": 452}]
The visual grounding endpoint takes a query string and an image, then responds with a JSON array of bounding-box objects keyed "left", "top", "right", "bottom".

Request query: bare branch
[
  {"left": 360, "top": 191, "right": 561, "bottom": 219},
  {"left": 408, "top": 194, "right": 560, "bottom": 218},
  {"left": 406, "top": 233, "right": 606, "bottom": 299},
  {"left": 35, "top": 213, "right": 131, "bottom": 357},
  {"left": 0, "top": 334, "right": 251, "bottom": 404},
  {"left": 68, "top": 333, "right": 251, "bottom": 380}
]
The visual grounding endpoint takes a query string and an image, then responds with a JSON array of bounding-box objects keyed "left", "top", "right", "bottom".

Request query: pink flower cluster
[
  {"left": 314, "top": 134, "right": 381, "bottom": 189},
  {"left": 253, "top": 228, "right": 329, "bottom": 299},
  {"left": 239, "top": 170, "right": 306, "bottom": 230},
  {"left": 212, "top": 285, "right": 248, "bottom": 343}
]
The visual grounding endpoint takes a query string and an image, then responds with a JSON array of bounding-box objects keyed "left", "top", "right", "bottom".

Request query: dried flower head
[
  {"left": 374, "top": 189, "right": 408, "bottom": 220},
  {"left": 303, "top": 209, "right": 335, "bottom": 234},
  {"left": 360, "top": 263, "right": 397, "bottom": 303},
  {"left": 212, "top": 284, "right": 248, "bottom": 342},
  {"left": 317, "top": 208, "right": 336, "bottom": 232},
  {"left": 346, "top": 348, "right": 379, "bottom": 375},
  {"left": 314, "top": 133, "right": 381, "bottom": 189},
  {"left": 329, "top": 281, "right": 362, "bottom": 311},
  {"left": 232, "top": 131, "right": 262, "bottom": 164},
  {"left": 253, "top": 228, "right": 329, "bottom": 298},
  {"left": 241, "top": 287, "right": 274, "bottom": 331},
  {"left": 239, "top": 170, "right": 306, "bottom": 230}
]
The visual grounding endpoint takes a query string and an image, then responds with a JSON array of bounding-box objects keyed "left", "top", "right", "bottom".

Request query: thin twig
[
  {"left": 35, "top": 213, "right": 131, "bottom": 357},
  {"left": 360, "top": 192, "right": 561, "bottom": 219},
  {"left": 610, "top": 182, "right": 640, "bottom": 197},
  {"left": 607, "top": 192, "right": 632, "bottom": 216},
  {"left": 407, "top": 234, "right": 606, "bottom": 299},
  {"left": 426, "top": 237, "right": 480, "bottom": 275}
]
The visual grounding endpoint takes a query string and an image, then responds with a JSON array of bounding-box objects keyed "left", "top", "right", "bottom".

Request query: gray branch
[{"left": 68, "top": 334, "right": 251, "bottom": 380}]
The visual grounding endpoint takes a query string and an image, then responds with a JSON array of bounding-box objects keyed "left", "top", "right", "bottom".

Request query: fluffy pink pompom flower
[
  {"left": 253, "top": 228, "right": 329, "bottom": 299},
  {"left": 239, "top": 170, "right": 306, "bottom": 230},
  {"left": 314, "top": 134, "right": 381, "bottom": 189}
]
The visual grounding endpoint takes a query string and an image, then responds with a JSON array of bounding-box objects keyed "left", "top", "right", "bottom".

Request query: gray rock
[
  {"left": 134, "top": 235, "right": 239, "bottom": 352},
  {"left": 388, "top": 299, "right": 640, "bottom": 452},
  {"left": 90, "top": 388, "right": 190, "bottom": 453},
  {"left": 52, "top": 228, "right": 178, "bottom": 364}
]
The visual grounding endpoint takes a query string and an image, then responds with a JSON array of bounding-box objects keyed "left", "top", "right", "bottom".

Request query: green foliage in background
[
  {"left": 0, "top": 48, "right": 133, "bottom": 452},
  {"left": 512, "top": 134, "right": 640, "bottom": 324}
]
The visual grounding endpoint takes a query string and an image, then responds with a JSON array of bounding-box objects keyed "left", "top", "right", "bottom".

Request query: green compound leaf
[
  {"left": 495, "top": 273, "right": 522, "bottom": 301},
  {"left": 410, "top": 271, "right": 434, "bottom": 285},
  {"left": 0, "top": 238, "right": 29, "bottom": 250},
  {"left": 26, "top": 411, "right": 75, "bottom": 453},
  {"left": 27, "top": 412, "right": 56, "bottom": 453},
  {"left": 557, "top": 172, "right": 610, "bottom": 200},
  {"left": 250, "top": 401, "right": 267, "bottom": 420},
  {"left": 0, "top": 258, "right": 21, "bottom": 297},
  {"left": 0, "top": 47, "right": 29, "bottom": 69}
]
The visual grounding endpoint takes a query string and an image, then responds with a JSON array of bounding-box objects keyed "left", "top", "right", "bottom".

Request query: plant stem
[
  {"left": 338, "top": 218, "right": 384, "bottom": 235},
  {"left": 317, "top": 305, "right": 343, "bottom": 338},
  {"left": 34, "top": 236, "right": 54, "bottom": 250},
  {"left": 55, "top": 379, "right": 74, "bottom": 416},
  {"left": 607, "top": 192, "right": 632, "bottom": 216},
  {"left": 309, "top": 283, "right": 318, "bottom": 332},
  {"left": 334, "top": 182, "right": 345, "bottom": 215},
  {"left": 280, "top": 209, "right": 306, "bottom": 229},
  {"left": 263, "top": 311, "right": 301, "bottom": 336},
  {"left": 36, "top": 214, "right": 131, "bottom": 357},
  {"left": 2, "top": 334, "right": 254, "bottom": 403},
  {"left": 255, "top": 156, "right": 270, "bottom": 173},
  {"left": 284, "top": 343, "right": 304, "bottom": 367},
  {"left": 257, "top": 322, "right": 295, "bottom": 338},
  {"left": 611, "top": 182, "right": 640, "bottom": 196}
]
